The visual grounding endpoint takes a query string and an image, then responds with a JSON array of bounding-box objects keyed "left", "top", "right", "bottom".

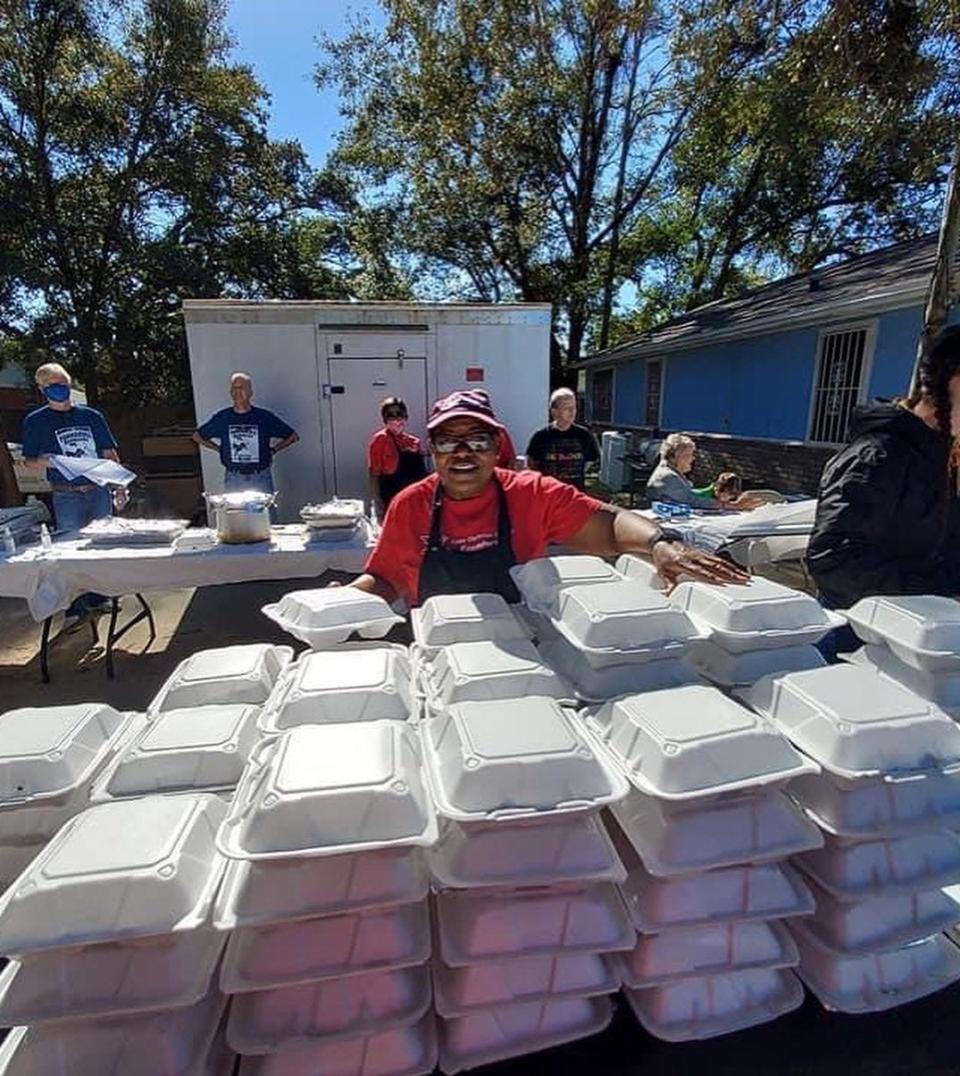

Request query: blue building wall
[
  {"left": 868, "top": 306, "right": 924, "bottom": 400},
  {"left": 612, "top": 360, "right": 646, "bottom": 425}
]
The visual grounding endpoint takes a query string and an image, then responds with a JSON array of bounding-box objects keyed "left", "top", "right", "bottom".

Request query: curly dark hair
[{"left": 911, "top": 325, "right": 960, "bottom": 437}]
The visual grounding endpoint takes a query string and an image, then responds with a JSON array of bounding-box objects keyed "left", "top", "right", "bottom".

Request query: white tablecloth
[{"left": 0, "top": 529, "right": 374, "bottom": 621}]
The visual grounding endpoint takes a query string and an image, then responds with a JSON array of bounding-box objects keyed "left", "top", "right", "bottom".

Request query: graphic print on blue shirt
[
  {"left": 21, "top": 404, "right": 117, "bottom": 486},
  {"left": 197, "top": 406, "right": 294, "bottom": 474}
]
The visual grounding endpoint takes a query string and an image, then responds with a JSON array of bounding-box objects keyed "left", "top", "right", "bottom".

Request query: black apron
[
  {"left": 418, "top": 479, "right": 521, "bottom": 603},
  {"left": 377, "top": 435, "right": 426, "bottom": 509}
]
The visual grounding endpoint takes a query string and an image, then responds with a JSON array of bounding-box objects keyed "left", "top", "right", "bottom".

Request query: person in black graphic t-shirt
[{"left": 526, "top": 387, "right": 600, "bottom": 491}]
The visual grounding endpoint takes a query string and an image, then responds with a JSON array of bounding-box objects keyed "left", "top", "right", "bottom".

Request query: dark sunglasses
[{"left": 431, "top": 431, "right": 497, "bottom": 454}]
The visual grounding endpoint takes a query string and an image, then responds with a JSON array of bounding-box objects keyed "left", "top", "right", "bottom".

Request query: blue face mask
[{"left": 44, "top": 383, "right": 71, "bottom": 403}]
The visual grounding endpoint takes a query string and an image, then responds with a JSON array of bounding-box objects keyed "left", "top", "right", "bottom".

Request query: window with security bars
[
  {"left": 809, "top": 328, "right": 869, "bottom": 443},
  {"left": 592, "top": 369, "right": 613, "bottom": 422}
]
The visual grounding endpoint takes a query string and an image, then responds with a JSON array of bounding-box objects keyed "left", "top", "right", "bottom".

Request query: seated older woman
[{"left": 646, "top": 434, "right": 760, "bottom": 510}]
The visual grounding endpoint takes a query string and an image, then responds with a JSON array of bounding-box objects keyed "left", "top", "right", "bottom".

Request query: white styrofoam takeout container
[
  {"left": 0, "top": 986, "right": 226, "bottom": 1076},
  {"left": 614, "top": 553, "right": 665, "bottom": 590},
  {"left": 89, "top": 704, "right": 259, "bottom": 801},
  {"left": 149, "top": 645, "right": 292, "bottom": 714},
  {"left": 509, "top": 555, "right": 624, "bottom": 615},
  {"left": 616, "top": 920, "right": 799, "bottom": 988},
  {"left": 689, "top": 639, "right": 826, "bottom": 689},
  {"left": 621, "top": 860, "right": 815, "bottom": 933},
  {"left": 420, "top": 697, "right": 628, "bottom": 823},
  {"left": 214, "top": 846, "right": 428, "bottom": 930},
  {"left": 846, "top": 644, "right": 960, "bottom": 714},
  {"left": 796, "top": 879, "right": 960, "bottom": 954},
  {"left": 792, "top": 829, "right": 960, "bottom": 901},
  {"left": 0, "top": 928, "right": 226, "bottom": 1024},
  {"left": 791, "top": 925, "right": 960, "bottom": 1014},
  {"left": 236, "top": 1016, "right": 438, "bottom": 1076},
  {"left": 789, "top": 768, "right": 960, "bottom": 838},
  {"left": 259, "top": 648, "right": 413, "bottom": 732},
  {"left": 433, "top": 884, "right": 634, "bottom": 966},
  {"left": 623, "top": 968, "right": 804, "bottom": 1043},
  {"left": 432, "top": 951, "right": 619, "bottom": 1017},
  {"left": 0, "top": 793, "right": 226, "bottom": 956},
  {"left": 261, "top": 589, "right": 402, "bottom": 649},
  {"left": 846, "top": 595, "right": 960, "bottom": 672},
  {"left": 611, "top": 786, "right": 822, "bottom": 877},
  {"left": 427, "top": 813, "right": 625, "bottom": 890},
  {"left": 217, "top": 722, "right": 437, "bottom": 861},
  {"left": 437, "top": 995, "right": 614, "bottom": 1075},
  {"left": 220, "top": 902, "right": 431, "bottom": 993},
  {"left": 669, "top": 576, "right": 843, "bottom": 652},
  {"left": 410, "top": 593, "right": 529, "bottom": 650},
  {"left": 739, "top": 664, "right": 960, "bottom": 780},
  {"left": 585, "top": 684, "right": 817, "bottom": 801},
  {"left": 226, "top": 964, "right": 433, "bottom": 1054},
  {"left": 0, "top": 704, "right": 132, "bottom": 845},
  {"left": 418, "top": 640, "right": 573, "bottom": 709}
]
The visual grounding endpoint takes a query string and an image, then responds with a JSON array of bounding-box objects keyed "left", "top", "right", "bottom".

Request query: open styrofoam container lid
[
  {"left": 259, "top": 648, "right": 413, "bottom": 733},
  {"left": 623, "top": 968, "right": 803, "bottom": 1043},
  {"left": 89, "top": 704, "right": 259, "bottom": 801},
  {"left": 0, "top": 927, "right": 226, "bottom": 1025},
  {"left": 585, "top": 684, "right": 817, "bottom": 801},
  {"left": 622, "top": 860, "right": 815, "bottom": 933},
  {"left": 0, "top": 704, "right": 131, "bottom": 807},
  {"left": 792, "top": 923, "right": 960, "bottom": 1014},
  {"left": 262, "top": 588, "right": 402, "bottom": 648},
  {"left": 0, "top": 793, "right": 227, "bottom": 955},
  {"left": 846, "top": 644, "right": 960, "bottom": 714},
  {"left": 614, "top": 554, "right": 665, "bottom": 590},
  {"left": 611, "top": 786, "right": 823, "bottom": 878},
  {"left": 411, "top": 593, "right": 529, "bottom": 650},
  {"left": 550, "top": 581, "right": 700, "bottom": 653},
  {"left": 669, "top": 577, "right": 842, "bottom": 652},
  {"left": 427, "top": 813, "right": 626, "bottom": 890},
  {"left": 0, "top": 986, "right": 226, "bottom": 1076},
  {"left": 739, "top": 664, "right": 960, "bottom": 780},
  {"left": 793, "top": 829, "right": 960, "bottom": 902},
  {"left": 217, "top": 722, "right": 437, "bottom": 861},
  {"left": 420, "top": 698, "right": 628, "bottom": 823},
  {"left": 433, "top": 951, "right": 619, "bottom": 1018},
  {"left": 437, "top": 995, "right": 614, "bottom": 1074},
  {"left": 689, "top": 639, "right": 826, "bottom": 689},
  {"left": 226, "top": 964, "right": 433, "bottom": 1053},
  {"left": 150, "top": 645, "right": 293, "bottom": 714},
  {"left": 509, "top": 555, "right": 624, "bottom": 615},
  {"left": 846, "top": 595, "right": 960, "bottom": 670},
  {"left": 214, "top": 845, "right": 428, "bottom": 931},
  {"left": 433, "top": 884, "right": 635, "bottom": 966},
  {"left": 237, "top": 1015, "right": 438, "bottom": 1076},
  {"left": 616, "top": 920, "right": 799, "bottom": 989},
  {"left": 419, "top": 640, "right": 574, "bottom": 709}
]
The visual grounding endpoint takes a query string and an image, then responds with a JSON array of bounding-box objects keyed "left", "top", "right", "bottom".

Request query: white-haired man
[{"left": 525, "top": 387, "right": 600, "bottom": 490}]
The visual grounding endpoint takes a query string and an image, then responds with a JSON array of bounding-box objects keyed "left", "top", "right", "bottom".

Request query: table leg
[
  {"left": 105, "top": 594, "right": 156, "bottom": 680},
  {"left": 106, "top": 598, "right": 121, "bottom": 680},
  {"left": 40, "top": 617, "right": 52, "bottom": 684}
]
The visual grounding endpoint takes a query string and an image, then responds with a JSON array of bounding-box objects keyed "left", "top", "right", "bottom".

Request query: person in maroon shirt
[{"left": 350, "top": 391, "right": 747, "bottom": 607}]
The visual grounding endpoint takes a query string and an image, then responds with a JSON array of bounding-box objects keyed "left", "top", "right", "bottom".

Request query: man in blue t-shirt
[
  {"left": 21, "top": 362, "right": 122, "bottom": 619},
  {"left": 193, "top": 372, "right": 299, "bottom": 495}
]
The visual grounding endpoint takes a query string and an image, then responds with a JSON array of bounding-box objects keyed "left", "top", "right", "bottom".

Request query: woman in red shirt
[{"left": 367, "top": 396, "right": 427, "bottom": 517}]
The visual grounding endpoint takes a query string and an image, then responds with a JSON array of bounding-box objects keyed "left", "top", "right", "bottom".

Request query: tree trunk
[
  {"left": 911, "top": 142, "right": 960, "bottom": 392},
  {"left": 76, "top": 317, "right": 100, "bottom": 407},
  {"left": 0, "top": 439, "right": 24, "bottom": 509}
]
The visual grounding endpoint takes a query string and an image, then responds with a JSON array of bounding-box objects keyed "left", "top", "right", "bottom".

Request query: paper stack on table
[{"left": 48, "top": 455, "right": 137, "bottom": 488}]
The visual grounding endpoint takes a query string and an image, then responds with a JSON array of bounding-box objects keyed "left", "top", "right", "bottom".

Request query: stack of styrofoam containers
[
  {"left": 511, "top": 556, "right": 702, "bottom": 703},
  {"left": 0, "top": 792, "right": 231, "bottom": 1074},
  {"left": 0, "top": 703, "right": 135, "bottom": 891},
  {"left": 664, "top": 574, "right": 839, "bottom": 691},
  {"left": 584, "top": 684, "right": 820, "bottom": 1041},
  {"left": 261, "top": 588, "right": 403, "bottom": 649},
  {"left": 413, "top": 593, "right": 634, "bottom": 1072},
  {"left": 740, "top": 661, "right": 960, "bottom": 1014},
  {"left": 214, "top": 721, "right": 439, "bottom": 1076}
]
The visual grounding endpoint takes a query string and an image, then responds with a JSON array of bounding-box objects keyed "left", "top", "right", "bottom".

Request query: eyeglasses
[{"left": 431, "top": 431, "right": 498, "bottom": 454}]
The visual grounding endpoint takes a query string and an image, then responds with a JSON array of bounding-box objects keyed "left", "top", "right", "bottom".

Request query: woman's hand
[{"left": 651, "top": 540, "right": 750, "bottom": 590}]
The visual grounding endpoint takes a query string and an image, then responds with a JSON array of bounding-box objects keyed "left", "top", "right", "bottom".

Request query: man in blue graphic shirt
[{"left": 193, "top": 372, "right": 299, "bottom": 495}]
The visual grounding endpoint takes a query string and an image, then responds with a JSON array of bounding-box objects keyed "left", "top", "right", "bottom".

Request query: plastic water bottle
[
  {"left": 1, "top": 527, "right": 14, "bottom": 556},
  {"left": 39, "top": 523, "right": 52, "bottom": 551}
]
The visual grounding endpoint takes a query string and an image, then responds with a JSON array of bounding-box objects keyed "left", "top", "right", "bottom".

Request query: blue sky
[{"left": 226, "top": 0, "right": 384, "bottom": 167}]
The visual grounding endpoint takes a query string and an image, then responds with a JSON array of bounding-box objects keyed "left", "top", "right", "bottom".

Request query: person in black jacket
[{"left": 806, "top": 325, "right": 960, "bottom": 627}]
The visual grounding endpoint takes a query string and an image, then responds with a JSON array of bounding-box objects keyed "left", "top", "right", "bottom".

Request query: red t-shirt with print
[
  {"left": 367, "top": 428, "right": 423, "bottom": 476},
  {"left": 364, "top": 469, "right": 603, "bottom": 606}
]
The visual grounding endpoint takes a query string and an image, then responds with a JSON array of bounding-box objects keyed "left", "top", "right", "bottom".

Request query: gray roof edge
[
  {"left": 181, "top": 299, "right": 553, "bottom": 313},
  {"left": 575, "top": 284, "right": 927, "bottom": 368}
]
